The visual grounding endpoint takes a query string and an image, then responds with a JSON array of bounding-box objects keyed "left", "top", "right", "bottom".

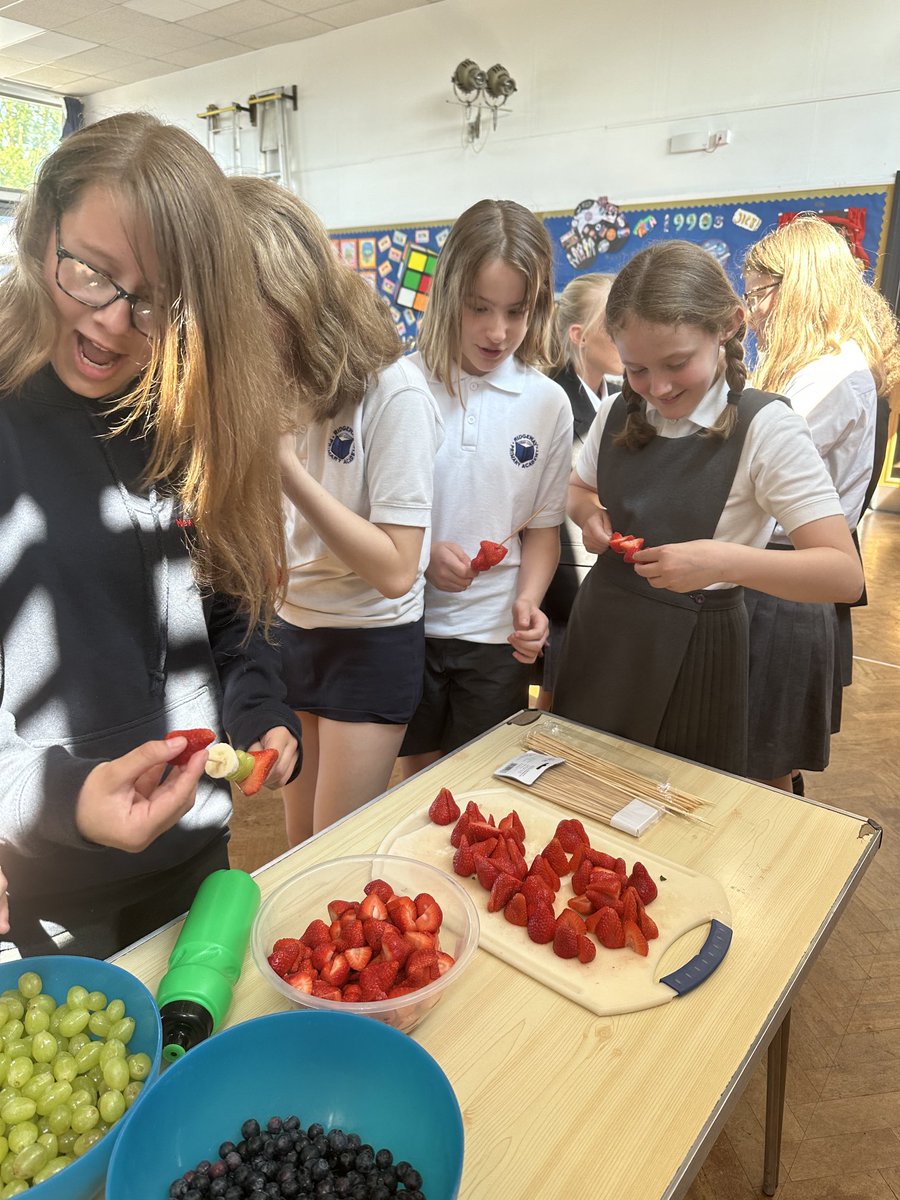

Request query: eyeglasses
[
  {"left": 55, "top": 221, "right": 157, "bottom": 336},
  {"left": 742, "top": 281, "right": 780, "bottom": 311}
]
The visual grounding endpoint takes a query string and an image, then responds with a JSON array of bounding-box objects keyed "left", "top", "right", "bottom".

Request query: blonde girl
[
  {"left": 553, "top": 240, "right": 862, "bottom": 776},
  {"left": 0, "top": 113, "right": 301, "bottom": 959},
  {"left": 231, "top": 176, "right": 443, "bottom": 843},
  {"left": 398, "top": 199, "right": 573, "bottom": 776},
  {"left": 539, "top": 272, "right": 623, "bottom": 708},
  {"left": 742, "top": 215, "right": 900, "bottom": 789}
]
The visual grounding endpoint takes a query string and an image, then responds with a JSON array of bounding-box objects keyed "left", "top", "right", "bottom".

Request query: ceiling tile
[
  {"left": 0, "top": 50, "right": 34, "bottom": 73},
  {"left": 182, "top": 0, "right": 239, "bottom": 8},
  {"left": 180, "top": 0, "right": 292, "bottom": 37},
  {"left": 0, "top": 0, "right": 112, "bottom": 31},
  {"left": 266, "top": 0, "right": 335, "bottom": 12},
  {"left": 108, "top": 20, "right": 210, "bottom": 53},
  {"left": 307, "top": 0, "right": 426, "bottom": 27},
  {"left": 11, "top": 62, "right": 88, "bottom": 87},
  {"left": 99, "top": 55, "right": 177, "bottom": 83},
  {"left": 70, "top": 74, "right": 119, "bottom": 93},
  {"left": 1, "top": 30, "right": 99, "bottom": 63},
  {"left": 236, "top": 12, "right": 328, "bottom": 46},
  {"left": 56, "top": 6, "right": 164, "bottom": 42},
  {"left": 0, "top": 14, "right": 43, "bottom": 48},
  {"left": 54, "top": 42, "right": 145, "bottom": 73},
  {"left": 123, "top": 0, "right": 206, "bottom": 20},
  {"left": 157, "top": 35, "right": 250, "bottom": 66}
]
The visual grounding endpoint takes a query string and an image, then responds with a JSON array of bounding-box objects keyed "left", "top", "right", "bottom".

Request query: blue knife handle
[{"left": 659, "top": 919, "right": 733, "bottom": 996}]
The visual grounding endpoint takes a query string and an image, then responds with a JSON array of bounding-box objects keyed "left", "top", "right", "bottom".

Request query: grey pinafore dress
[{"left": 553, "top": 389, "right": 780, "bottom": 776}]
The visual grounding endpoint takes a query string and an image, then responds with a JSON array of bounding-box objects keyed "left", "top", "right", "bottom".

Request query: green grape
[
  {"left": 51, "top": 1053, "right": 76, "bottom": 1084},
  {"left": 0, "top": 1139, "right": 6, "bottom": 1167},
  {"left": 14, "top": 978, "right": 39, "bottom": 1004},
  {"left": 65, "top": 986, "right": 89, "bottom": 1011},
  {"left": 33, "top": 1155, "right": 73, "bottom": 1185},
  {"left": 0, "top": 1100, "right": 35, "bottom": 1127},
  {"left": 73, "top": 1042, "right": 102, "bottom": 1074},
  {"left": 0, "top": 1003, "right": 21, "bottom": 1025},
  {"left": 0, "top": 1179, "right": 28, "bottom": 1197},
  {"left": 0, "top": 1009, "right": 8, "bottom": 1031},
  {"left": 101, "top": 1057, "right": 129, "bottom": 1092},
  {"left": 5, "top": 1060, "right": 31, "bottom": 1091},
  {"left": 108, "top": 1017, "right": 134, "bottom": 1045},
  {"left": 35, "top": 1082, "right": 72, "bottom": 1118},
  {"left": 66, "top": 1032, "right": 89, "bottom": 1056},
  {"left": 98, "top": 1089, "right": 125, "bottom": 1125},
  {"left": 0, "top": 1159, "right": 12, "bottom": 1186},
  {"left": 126, "top": 1052, "right": 152, "bottom": 1081},
  {"left": 26, "top": 995, "right": 54, "bottom": 1017},
  {"left": 0, "top": 1058, "right": 7, "bottom": 1087},
  {"left": 122, "top": 1080, "right": 143, "bottom": 1108},
  {"left": 46, "top": 1104, "right": 72, "bottom": 1136},
  {"left": 56, "top": 1129, "right": 77, "bottom": 1156},
  {"left": 21, "top": 1077, "right": 50, "bottom": 1104},
  {"left": 99, "top": 1038, "right": 125, "bottom": 1065},
  {"left": 22, "top": 1009, "right": 48, "bottom": 1038},
  {"left": 37, "top": 1131, "right": 57, "bottom": 1157},
  {"left": 87, "top": 1010, "right": 111, "bottom": 1039},
  {"left": 56, "top": 1009, "right": 89, "bottom": 1039},
  {"left": 69, "top": 1104, "right": 99, "bottom": 1135},
  {"left": 86, "top": 1066, "right": 104, "bottom": 1090},
  {"left": 0, "top": 1024, "right": 23, "bottom": 1047},
  {"left": 11, "top": 1141, "right": 49, "bottom": 1181},
  {"left": 5, "top": 1124, "right": 36, "bottom": 1155},
  {"left": 70, "top": 1085, "right": 96, "bottom": 1109},
  {"left": 0, "top": 1094, "right": 15, "bottom": 1115},
  {"left": 72, "top": 1128, "right": 103, "bottom": 1158},
  {"left": 1, "top": 1046, "right": 27, "bottom": 1065},
  {"left": 105, "top": 999, "right": 125, "bottom": 1023},
  {"left": 85, "top": 991, "right": 106, "bottom": 1013}
]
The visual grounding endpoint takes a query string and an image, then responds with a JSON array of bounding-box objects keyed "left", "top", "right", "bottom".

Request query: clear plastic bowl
[{"left": 251, "top": 853, "right": 480, "bottom": 1034}]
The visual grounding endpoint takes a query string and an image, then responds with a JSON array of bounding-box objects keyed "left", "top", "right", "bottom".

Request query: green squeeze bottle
[{"left": 156, "top": 868, "right": 261, "bottom": 1063}]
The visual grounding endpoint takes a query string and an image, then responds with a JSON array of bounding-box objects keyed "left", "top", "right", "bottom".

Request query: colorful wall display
[{"left": 330, "top": 185, "right": 893, "bottom": 350}]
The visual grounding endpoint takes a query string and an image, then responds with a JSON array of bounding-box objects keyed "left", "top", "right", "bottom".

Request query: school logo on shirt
[
  {"left": 328, "top": 426, "right": 356, "bottom": 463},
  {"left": 509, "top": 433, "right": 539, "bottom": 468}
]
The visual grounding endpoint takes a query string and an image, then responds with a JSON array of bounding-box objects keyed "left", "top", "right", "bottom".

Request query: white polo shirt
[
  {"left": 575, "top": 376, "right": 844, "bottom": 584},
  {"left": 279, "top": 356, "right": 443, "bottom": 629},
  {"left": 412, "top": 351, "right": 573, "bottom": 642},
  {"left": 767, "top": 340, "right": 876, "bottom": 543}
]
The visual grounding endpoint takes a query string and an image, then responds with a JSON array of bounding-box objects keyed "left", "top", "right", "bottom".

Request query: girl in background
[
  {"left": 231, "top": 176, "right": 442, "bottom": 843},
  {"left": 743, "top": 216, "right": 900, "bottom": 790},
  {"left": 539, "top": 273, "right": 622, "bottom": 709},
  {"left": 398, "top": 199, "right": 573, "bottom": 776},
  {"left": 0, "top": 114, "right": 301, "bottom": 959},
  {"left": 553, "top": 240, "right": 862, "bottom": 776}
]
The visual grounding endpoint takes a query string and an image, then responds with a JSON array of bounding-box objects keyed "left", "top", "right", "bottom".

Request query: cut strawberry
[
  {"left": 542, "top": 837, "right": 570, "bottom": 877},
  {"left": 475, "top": 857, "right": 500, "bottom": 891},
  {"left": 414, "top": 892, "right": 443, "bottom": 933},
  {"left": 471, "top": 836, "right": 499, "bottom": 861},
  {"left": 320, "top": 953, "right": 350, "bottom": 989},
  {"left": 577, "top": 934, "right": 597, "bottom": 964},
  {"left": 449, "top": 813, "right": 471, "bottom": 848},
  {"left": 341, "top": 983, "right": 363, "bottom": 1003},
  {"left": 405, "top": 949, "right": 440, "bottom": 986},
  {"left": 286, "top": 970, "right": 315, "bottom": 994},
  {"left": 529, "top": 854, "right": 561, "bottom": 893},
  {"left": 311, "top": 943, "right": 336, "bottom": 972},
  {"left": 629, "top": 861, "right": 659, "bottom": 905},
  {"left": 236, "top": 748, "right": 279, "bottom": 796},
  {"left": 520, "top": 875, "right": 555, "bottom": 912},
  {"left": 165, "top": 727, "right": 216, "bottom": 767},
  {"left": 452, "top": 839, "right": 476, "bottom": 877},
  {"left": 336, "top": 919, "right": 366, "bottom": 950},
  {"left": 386, "top": 894, "right": 417, "bottom": 932},
  {"left": 487, "top": 871, "right": 521, "bottom": 914},
  {"left": 379, "top": 925, "right": 411, "bottom": 966},
  {"left": 428, "top": 787, "right": 461, "bottom": 825},
  {"left": 639, "top": 908, "right": 659, "bottom": 941},
  {"left": 526, "top": 899, "right": 556, "bottom": 945},
  {"left": 311, "top": 980, "right": 342, "bottom": 1002},
  {"left": 267, "top": 946, "right": 298, "bottom": 978},
  {"left": 300, "top": 919, "right": 331, "bottom": 949},
  {"left": 503, "top": 892, "right": 529, "bottom": 926},
  {"left": 358, "top": 893, "right": 388, "bottom": 922},
  {"left": 326, "top": 899, "right": 356, "bottom": 922},
  {"left": 344, "top": 946, "right": 373, "bottom": 971},
  {"left": 470, "top": 539, "right": 508, "bottom": 572},
  {"left": 623, "top": 918, "right": 649, "bottom": 957},
  {"left": 566, "top": 895, "right": 595, "bottom": 916},
  {"left": 404, "top": 930, "right": 435, "bottom": 952},
  {"left": 363, "top": 918, "right": 387, "bottom": 952},
  {"left": 609, "top": 531, "right": 644, "bottom": 562},
  {"left": 436, "top": 951, "right": 456, "bottom": 976},
  {"left": 363, "top": 878, "right": 395, "bottom": 902},
  {"left": 594, "top": 907, "right": 626, "bottom": 950},
  {"left": 621, "top": 886, "right": 640, "bottom": 926},
  {"left": 571, "top": 858, "right": 593, "bottom": 896}
]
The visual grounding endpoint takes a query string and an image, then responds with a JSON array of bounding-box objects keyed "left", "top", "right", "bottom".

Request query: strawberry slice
[
  {"left": 503, "top": 892, "right": 528, "bottom": 926},
  {"left": 452, "top": 838, "right": 476, "bottom": 877},
  {"left": 577, "top": 934, "right": 597, "bottom": 964},
  {"left": 363, "top": 878, "right": 394, "bottom": 902},
  {"left": 344, "top": 946, "right": 373, "bottom": 972},
  {"left": 542, "top": 837, "right": 570, "bottom": 877},
  {"left": 414, "top": 892, "right": 443, "bottom": 933},
  {"left": 594, "top": 907, "right": 626, "bottom": 950},
  {"left": 624, "top": 918, "right": 649, "bottom": 957},
  {"left": 526, "top": 899, "right": 556, "bottom": 945},
  {"left": 639, "top": 908, "right": 659, "bottom": 941},
  {"left": 470, "top": 539, "right": 508, "bottom": 572},
  {"left": 608, "top": 531, "right": 645, "bottom": 562},
  {"left": 629, "top": 861, "right": 659, "bottom": 905},
  {"left": 428, "top": 787, "right": 461, "bottom": 825},
  {"left": 165, "top": 727, "right": 215, "bottom": 766},
  {"left": 267, "top": 945, "right": 298, "bottom": 978},
  {"left": 300, "top": 919, "right": 331, "bottom": 948},
  {"left": 487, "top": 872, "right": 521, "bottom": 914},
  {"left": 552, "top": 918, "right": 579, "bottom": 960},
  {"left": 475, "top": 857, "right": 500, "bottom": 891},
  {"left": 236, "top": 748, "right": 278, "bottom": 796},
  {"left": 358, "top": 893, "right": 388, "bottom": 921}
]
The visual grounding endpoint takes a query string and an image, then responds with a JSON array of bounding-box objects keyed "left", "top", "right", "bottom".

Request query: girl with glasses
[
  {"left": 0, "top": 113, "right": 302, "bottom": 959},
  {"left": 742, "top": 216, "right": 900, "bottom": 792}
]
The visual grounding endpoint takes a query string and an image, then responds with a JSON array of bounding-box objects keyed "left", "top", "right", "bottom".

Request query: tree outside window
[{"left": 0, "top": 94, "right": 63, "bottom": 193}]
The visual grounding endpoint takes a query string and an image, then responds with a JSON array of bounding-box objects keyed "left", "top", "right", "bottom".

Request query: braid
[
  {"left": 613, "top": 377, "right": 657, "bottom": 449},
  {"left": 706, "top": 331, "right": 746, "bottom": 440}
]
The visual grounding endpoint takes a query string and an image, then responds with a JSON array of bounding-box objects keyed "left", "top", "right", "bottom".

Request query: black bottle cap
[{"left": 160, "top": 1000, "right": 214, "bottom": 1063}]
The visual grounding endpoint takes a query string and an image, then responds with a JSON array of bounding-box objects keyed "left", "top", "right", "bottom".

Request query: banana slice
[{"left": 204, "top": 742, "right": 240, "bottom": 779}]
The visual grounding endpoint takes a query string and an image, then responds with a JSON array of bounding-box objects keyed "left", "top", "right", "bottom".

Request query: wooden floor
[{"left": 229, "top": 509, "right": 900, "bottom": 1200}]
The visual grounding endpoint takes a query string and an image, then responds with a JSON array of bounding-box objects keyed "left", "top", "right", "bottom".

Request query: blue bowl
[
  {"left": 0, "top": 954, "right": 162, "bottom": 1200},
  {"left": 108, "top": 1010, "right": 464, "bottom": 1198}
]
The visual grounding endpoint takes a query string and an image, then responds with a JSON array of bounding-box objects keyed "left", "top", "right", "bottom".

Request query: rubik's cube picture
[{"left": 396, "top": 244, "right": 439, "bottom": 313}]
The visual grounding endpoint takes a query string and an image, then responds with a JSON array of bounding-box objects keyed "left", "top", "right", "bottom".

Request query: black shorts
[
  {"left": 399, "top": 637, "right": 532, "bottom": 756},
  {"left": 277, "top": 617, "right": 425, "bottom": 724}
]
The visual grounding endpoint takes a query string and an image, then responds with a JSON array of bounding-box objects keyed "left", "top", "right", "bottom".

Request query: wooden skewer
[{"left": 500, "top": 501, "right": 552, "bottom": 545}]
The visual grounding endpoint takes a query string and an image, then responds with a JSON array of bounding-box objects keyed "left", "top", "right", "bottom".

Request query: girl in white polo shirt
[
  {"left": 553, "top": 240, "right": 863, "bottom": 777},
  {"left": 743, "top": 216, "right": 900, "bottom": 791},
  {"left": 232, "top": 177, "right": 443, "bottom": 843},
  {"left": 398, "top": 199, "right": 573, "bottom": 775}
]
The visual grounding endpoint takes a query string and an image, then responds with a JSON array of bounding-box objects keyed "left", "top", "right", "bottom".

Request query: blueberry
[
  {"left": 224, "top": 1151, "right": 242, "bottom": 1172},
  {"left": 310, "top": 1157, "right": 331, "bottom": 1182},
  {"left": 223, "top": 1188, "right": 243, "bottom": 1200},
  {"left": 284, "top": 1115, "right": 302, "bottom": 1132},
  {"left": 375, "top": 1149, "right": 393, "bottom": 1170},
  {"left": 307, "top": 1123, "right": 324, "bottom": 1139},
  {"left": 403, "top": 1168, "right": 423, "bottom": 1190},
  {"left": 241, "top": 1119, "right": 261, "bottom": 1140},
  {"left": 267, "top": 1116, "right": 283, "bottom": 1134},
  {"left": 355, "top": 1147, "right": 374, "bottom": 1172},
  {"left": 346, "top": 1133, "right": 361, "bottom": 1149}
]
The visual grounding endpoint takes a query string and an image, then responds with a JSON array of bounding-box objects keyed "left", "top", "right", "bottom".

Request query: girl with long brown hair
[
  {"left": 553, "top": 240, "right": 862, "bottom": 775},
  {"left": 0, "top": 113, "right": 301, "bottom": 959}
]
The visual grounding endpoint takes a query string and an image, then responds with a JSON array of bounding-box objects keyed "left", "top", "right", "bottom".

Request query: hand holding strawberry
[
  {"left": 470, "top": 540, "right": 508, "bottom": 573},
  {"left": 608, "top": 531, "right": 645, "bottom": 564}
]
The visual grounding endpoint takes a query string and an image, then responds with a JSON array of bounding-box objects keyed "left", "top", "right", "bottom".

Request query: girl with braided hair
[{"left": 553, "top": 240, "right": 862, "bottom": 775}]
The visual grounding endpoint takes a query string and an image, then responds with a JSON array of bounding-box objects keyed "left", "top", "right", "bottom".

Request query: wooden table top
[{"left": 113, "top": 713, "right": 880, "bottom": 1199}]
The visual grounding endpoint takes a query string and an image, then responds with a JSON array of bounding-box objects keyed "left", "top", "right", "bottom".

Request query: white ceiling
[{"left": 0, "top": 0, "right": 438, "bottom": 96}]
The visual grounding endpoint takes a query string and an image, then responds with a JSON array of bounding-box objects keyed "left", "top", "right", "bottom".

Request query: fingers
[
  {"left": 106, "top": 736, "right": 204, "bottom": 787},
  {"left": 251, "top": 727, "right": 300, "bottom": 790}
]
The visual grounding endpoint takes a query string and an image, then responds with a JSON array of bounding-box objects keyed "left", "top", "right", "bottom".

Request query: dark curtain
[{"left": 62, "top": 97, "right": 84, "bottom": 140}]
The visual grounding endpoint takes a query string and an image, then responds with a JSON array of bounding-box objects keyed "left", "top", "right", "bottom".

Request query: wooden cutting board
[{"left": 379, "top": 786, "right": 732, "bottom": 1017}]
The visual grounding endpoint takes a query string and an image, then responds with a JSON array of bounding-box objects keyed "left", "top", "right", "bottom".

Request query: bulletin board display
[{"left": 330, "top": 185, "right": 892, "bottom": 350}]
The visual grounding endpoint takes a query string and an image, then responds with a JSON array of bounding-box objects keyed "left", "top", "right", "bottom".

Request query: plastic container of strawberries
[{"left": 250, "top": 854, "right": 480, "bottom": 1034}]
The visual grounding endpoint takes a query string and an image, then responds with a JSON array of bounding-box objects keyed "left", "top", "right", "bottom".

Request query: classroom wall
[{"left": 84, "top": 0, "right": 900, "bottom": 230}]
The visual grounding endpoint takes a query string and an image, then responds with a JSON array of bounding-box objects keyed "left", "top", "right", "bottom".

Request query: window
[{"left": 0, "top": 90, "right": 63, "bottom": 194}]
